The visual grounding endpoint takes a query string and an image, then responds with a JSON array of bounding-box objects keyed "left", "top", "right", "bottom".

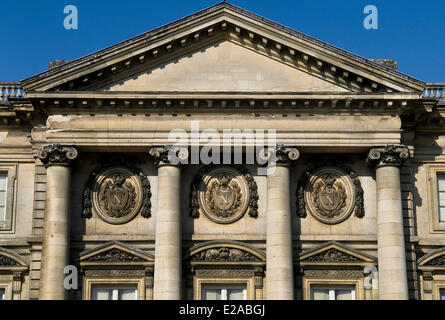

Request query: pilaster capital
[
  {"left": 36, "top": 144, "right": 79, "bottom": 168},
  {"left": 148, "top": 145, "right": 188, "bottom": 168},
  {"left": 366, "top": 145, "right": 409, "bottom": 169},
  {"left": 269, "top": 144, "right": 300, "bottom": 166}
]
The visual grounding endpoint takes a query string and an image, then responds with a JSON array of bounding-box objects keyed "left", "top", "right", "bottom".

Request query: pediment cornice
[
  {"left": 79, "top": 240, "right": 154, "bottom": 266},
  {"left": 26, "top": 90, "right": 421, "bottom": 114},
  {"left": 21, "top": 2, "right": 424, "bottom": 94},
  {"left": 299, "top": 241, "right": 377, "bottom": 266},
  {"left": 0, "top": 247, "right": 30, "bottom": 270},
  {"left": 418, "top": 247, "right": 445, "bottom": 271}
]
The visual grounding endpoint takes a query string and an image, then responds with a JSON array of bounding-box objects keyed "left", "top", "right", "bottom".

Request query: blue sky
[{"left": 1, "top": 0, "right": 444, "bottom": 83}]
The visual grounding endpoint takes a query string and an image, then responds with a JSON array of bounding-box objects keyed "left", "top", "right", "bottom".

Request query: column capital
[
  {"left": 366, "top": 145, "right": 409, "bottom": 169},
  {"left": 37, "top": 144, "right": 79, "bottom": 168},
  {"left": 270, "top": 144, "right": 300, "bottom": 166},
  {"left": 148, "top": 145, "right": 188, "bottom": 168}
]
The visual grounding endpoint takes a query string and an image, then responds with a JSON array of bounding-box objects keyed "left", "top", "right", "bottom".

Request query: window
[
  {"left": 0, "top": 288, "right": 4, "bottom": 300},
  {"left": 440, "top": 289, "right": 445, "bottom": 301},
  {"left": 438, "top": 174, "right": 445, "bottom": 222},
  {"left": 310, "top": 286, "right": 356, "bottom": 300},
  {"left": 0, "top": 174, "right": 7, "bottom": 222},
  {"left": 91, "top": 284, "right": 138, "bottom": 300},
  {"left": 201, "top": 284, "right": 247, "bottom": 300}
]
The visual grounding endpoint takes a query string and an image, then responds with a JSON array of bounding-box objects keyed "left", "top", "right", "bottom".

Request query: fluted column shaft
[
  {"left": 367, "top": 145, "right": 409, "bottom": 300},
  {"left": 150, "top": 146, "right": 183, "bottom": 300},
  {"left": 266, "top": 146, "right": 299, "bottom": 300},
  {"left": 37, "top": 144, "right": 78, "bottom": 300}
]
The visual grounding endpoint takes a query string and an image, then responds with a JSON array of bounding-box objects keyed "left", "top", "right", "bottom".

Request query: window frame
[
  {"left": 303, "top": 278, "right": 362, "bottom": 300},
  {"left": 433, "top": 283, "right": 445, "bottom": 300},
  {"left": 0, "top": 165, "right": 17, "bottom": 232},
  {"left": 91, "top": 284, "right": 138, "bottom": 300},
  {"left": 0, "top": 283, "right": 12, "bottom": 300},
  {"left": 83, "top": 278, "right": 145, "bottom": 300},
  {"left": 425, "top": 164, "right": 445, "bottom": 233},
  {"left": 310, "top": 285, "right": 356, "bottom": 300},
  {"left": 201, "top": 283, "right": 247, "bottom": 300},
  {"left": 195, "top": 278, "right": 253, "bottom": 300}
]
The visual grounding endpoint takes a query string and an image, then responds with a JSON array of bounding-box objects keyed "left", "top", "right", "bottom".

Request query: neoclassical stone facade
[{"left": 0, "top": 2, "right": 444, "bottom": 300}]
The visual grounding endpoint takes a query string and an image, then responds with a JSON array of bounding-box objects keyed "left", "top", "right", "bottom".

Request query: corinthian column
[
  {"left": 367, "top": 145, "right": 409, "bottom": 300},
  {"left": 266, "top": 145, "right": 299, "bottom": 300},
  {"left": 37, "top": 144, "right": 79, "bottom": 300},
  {"left": 149, "top": 146, "right": 185, "bottom": 300}
]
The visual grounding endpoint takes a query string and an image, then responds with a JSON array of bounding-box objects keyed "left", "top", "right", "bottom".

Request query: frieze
[
  {"left": 85, "top": 248, "right": 145, "bottom": 262},
  {"left": 84, "top": 269, "right": 146, "bottom": 278},
  {"left": 82, "top": 154, "right": 151, "bottom": 223},
  {"left": 297, "top": 156, "right": 364, "bottom": 224},
  {"left": 190, "top": 165, "right": 258, "bottom": 223},
  {"left": 192, "top": 247, "right": 262, "bottom": 262},
  {"left": 195, "top": 269, "right": 256, "bottom": 277},
  {"left": 305, "top": 248, "right": 360, "bottom": 263},
  {"left": 303, "top": 269, "right": 363, "bottom": 279}
]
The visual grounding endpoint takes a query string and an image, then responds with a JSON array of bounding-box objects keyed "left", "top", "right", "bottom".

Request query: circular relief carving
[
  {"left": 92, "top": 167, "right": 143, "bottom": 224},
  {"left": 198, "top": 167, "right": 249, "bottom": 224},
  {"left": 305, "top": 167, "right": 356, "bottom": 224}
]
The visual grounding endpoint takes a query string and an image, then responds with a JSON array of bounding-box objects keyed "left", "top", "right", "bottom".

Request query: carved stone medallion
[
  {"left": 198, "top": 167, "right": 250, "bottom": 224},
  {"left": 305, "top": 167, "right": 356, "bottom": 224},
  {"left": 92, "top": 167, "right": 143, "bottom": 224}
]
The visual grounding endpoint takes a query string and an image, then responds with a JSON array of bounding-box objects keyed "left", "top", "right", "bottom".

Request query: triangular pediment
[
  {"left": 299, "top": 241, "right": 376, "bottom": 266},
  {"left": 97, "top": 41, "right": 349, "bottom": 93},
  {"left": 79, "top": 241, "right": 154, "bottom": 266},
  {"left": 21, "top": 2, "right": 424, "bottom": 97}
]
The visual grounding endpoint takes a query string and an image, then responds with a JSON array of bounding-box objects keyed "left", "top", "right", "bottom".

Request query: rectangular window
[
  {"left": 310, "top": 285, "right": 356, "bottom": 300},
  {"left": 201, "top": 284, "right": 247, "bottom": 300},
  {"left": 440, "top": 289, "right": 445, "bottom": 301},
  {"left": 91, "top": 284, "right": 137, "bottom": 300},
  {"left": 0, "top": 288, "right": 5, "bottom": 300},
  {"left": 0, "top": 174, "right": 7, "bottom": 222},
  {"left": 438, "top": 174, "right": 445, "bottom": 222}
]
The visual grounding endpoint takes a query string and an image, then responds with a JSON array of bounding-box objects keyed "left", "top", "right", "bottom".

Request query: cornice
[{"left": 20, "top": 3, "right": 424, "bottom": 93}]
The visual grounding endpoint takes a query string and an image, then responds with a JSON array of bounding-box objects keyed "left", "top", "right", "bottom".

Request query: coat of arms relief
[
  {"left": 206, "top": 174, "right": 242, "bottom": 219},
  {"left": 98, "top": 172, "right": 137, "bottom": 219},
  {"left": 92, "top": 167, "right": 144, "bottom": 224},
  {"left": 297, "top": 157, "right": 365, "bottom": 224},
  {"left": 191, "top": 166, "right": 257, "bottom": 224},
  {"left": 82, "top": 154, "right": 152, "bottom": 224},
  {"left": 312, "top": 173, "right": 347, "bottom": 219}
]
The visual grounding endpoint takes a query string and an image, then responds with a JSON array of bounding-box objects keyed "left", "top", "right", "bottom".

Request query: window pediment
[
  {"left": 79, "top": 241, "right": 154, "bottom": 267},
  {"left": 418, "top": 247, "right": 445, "bottom": 270},
  {"left": 299, "top": 241, "right": 376, "bottom": 267},
  {"left": 186, "top": 240, "right": 265, "bottom": 265},
  {"left": 0, "top": 247, "right": 29, "bottom": 271}
]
